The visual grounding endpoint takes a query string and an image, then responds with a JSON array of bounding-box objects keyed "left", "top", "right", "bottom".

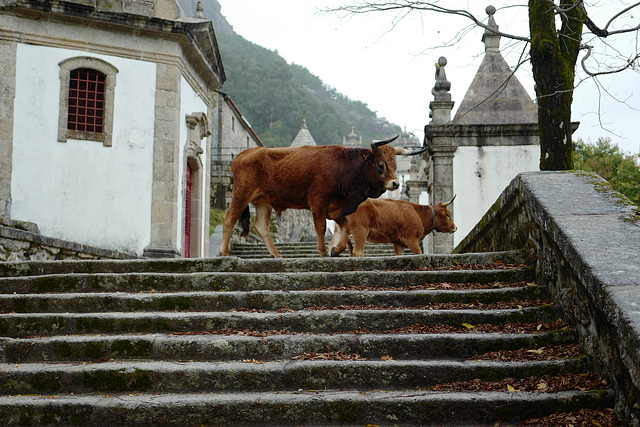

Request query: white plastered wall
[
  {"left": 11, "top": 44, "right": 156, "bottom": 255},
  {"left": 453, "top": 145, "right": 540, "bottom": 247},
  {"left": 178, "top": 77, "right": 209, "bottom": 256}
]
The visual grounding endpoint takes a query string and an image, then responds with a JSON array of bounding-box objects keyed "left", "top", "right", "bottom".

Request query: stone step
[
  {"left": 229, "top": 247, "right": 411, "bottom": 258},
  {"left": 0, "top": 249, "right": 614, "bottom": 425},
  {"left": 0, "top": 306, "right": 559, "bottom": 338},
  {"left": 0, "top": 268, "right": 535, "bottom": 294},
  {"left": 0, "top": 250, "right": 527, "bottom": 277},
  {"left": 0, "top": 389, "right": 614, "bottom": 426},
  {"left": 229, "top": 241, "right": 412, "bottom": 258},
  {"left": 0, "top": 358, "right": 589, "bottom": 395},
  {"left": 3, "top": 330, "right": 578, "bottom": 363},
  {"left": 0, "top": 286, "right": 543, "bottom": 313}
]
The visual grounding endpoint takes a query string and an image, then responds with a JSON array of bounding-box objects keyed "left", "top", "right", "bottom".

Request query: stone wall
[
  {"left": 271, "top": 209, "right": 317, "bottom": 243},
  {"left": 0, "top": 220, "right": 136, "bottom": 261},
  {"left": 455, "top": 171, "right": 640, "bottom": 425}
]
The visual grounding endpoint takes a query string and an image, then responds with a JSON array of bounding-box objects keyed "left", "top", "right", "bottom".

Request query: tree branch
[
  {"left": 581, "top": 1, "right": 640, "bottom": 37},
  {"left": 581, "top": 45, "right": 640, "bottom": 76},
  {"left": 320, "top": 1, "right": 530, "bottom": 42}
]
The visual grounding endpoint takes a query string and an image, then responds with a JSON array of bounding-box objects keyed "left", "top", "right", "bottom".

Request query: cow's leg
[
  {"left": 329, "top": 223, "right": 349, "bottom": 257},
  {"left": 312, "top": 212, "right": 328, "bottom": 257},
  {"left": 254, "top": 204, "right": 280, "bottom": 258},
  {"left": 393, "top": 244, "right": 405, "bottom": 256},
  {"left": 221, "top": 194, "right": 250, "bottom": 256}
]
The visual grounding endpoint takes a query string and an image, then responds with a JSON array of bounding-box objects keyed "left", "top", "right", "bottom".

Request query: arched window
[{"left": 58, "top": 57, "right": 118, "bottom": 147}]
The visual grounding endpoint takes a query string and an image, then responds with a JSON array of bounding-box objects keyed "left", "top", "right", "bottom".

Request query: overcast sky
[{"left": 216, "top": 1, "right": 639, "bottom": 155}]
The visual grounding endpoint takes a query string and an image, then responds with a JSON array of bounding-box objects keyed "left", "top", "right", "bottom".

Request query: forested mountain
[{"left": 177, "top": 0, "right": 402, "bottom": 147}]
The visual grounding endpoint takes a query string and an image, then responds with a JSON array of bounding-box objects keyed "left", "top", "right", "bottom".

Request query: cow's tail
[{"left": 239, "top": 206, "right": 250, "bottom": 238}]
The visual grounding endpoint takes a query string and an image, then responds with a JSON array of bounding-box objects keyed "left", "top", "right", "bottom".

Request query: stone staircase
[
  {"left": 0, "top": 250, "right": 614, "bottom": 426},
  {"left": 229, "top": 239, "right": 412, "bottom": 258}
]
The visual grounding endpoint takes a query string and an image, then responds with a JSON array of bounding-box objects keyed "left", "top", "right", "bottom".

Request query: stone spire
[
  {"left": 343, "top": 127, "right": 362, "bottom": 148},
  {"left": 452, "top": 6, "right": 537, "bottom": 125},
  {"left": 291, "top": 112, "right": 317, "bottom": 147}
]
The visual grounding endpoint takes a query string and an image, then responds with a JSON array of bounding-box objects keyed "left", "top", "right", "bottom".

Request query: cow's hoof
[{"left": 330, "top": 248, "right": 337, "bottom": 257}]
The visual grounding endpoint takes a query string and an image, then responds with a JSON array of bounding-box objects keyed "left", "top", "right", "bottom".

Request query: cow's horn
[
  {"left": 396, "top": 146, "right": 431, "bottom": 156},
  {"left": 371, "top": 135, "right": 399, "bottom": 147},
  {"left": 443, "top": 194, "right": 457, "bottom": 206}
]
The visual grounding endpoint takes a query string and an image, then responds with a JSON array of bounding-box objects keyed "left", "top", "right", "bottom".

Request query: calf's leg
[
  {"left": 350, "top": 225, "right": 368, "bottom": 257},
  {"left": 406, "top": 240, "right": 423, "bottom": 255}
]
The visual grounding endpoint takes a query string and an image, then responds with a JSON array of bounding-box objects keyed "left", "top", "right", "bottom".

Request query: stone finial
[
  {"left": 431, "top": 57, "right": 451, "bottom": 102},
  {"left": 482, "top": 5, "right": 500, "bottom": 53},
  {"left": 429, "top": 56, "right": 455, "bottom": 123},
  {"left": 301, "top": 111, "right": 308, "bottom": 129},
  {"left": 196, "top": 1, "right": 205, "bottom": 19}
]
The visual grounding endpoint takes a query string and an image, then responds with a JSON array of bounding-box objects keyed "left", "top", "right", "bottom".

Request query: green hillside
[{"left": 178, "top": 0, "right": 401, "bottom": 147}]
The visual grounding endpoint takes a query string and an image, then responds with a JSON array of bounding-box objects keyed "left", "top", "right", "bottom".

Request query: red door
[{"left": 184, "top": 164, "right": 192, "bottom": 258}]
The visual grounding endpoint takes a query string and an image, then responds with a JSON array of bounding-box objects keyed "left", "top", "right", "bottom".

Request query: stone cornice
[
  {"left": 0, "top": 0, "right": 224, "bottom": 102},
  {"left": 427, "top": 123, "right": 539, "bottom": 138}
]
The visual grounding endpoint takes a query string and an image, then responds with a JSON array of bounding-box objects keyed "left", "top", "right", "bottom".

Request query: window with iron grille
[
  {"left": 68, "top": 69, "right": 106, "bottom": 133},
  {"left": 58, "top": 57, "right": 118, "bottom": 147}
]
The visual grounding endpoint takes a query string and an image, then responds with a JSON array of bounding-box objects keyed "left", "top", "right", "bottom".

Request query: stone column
[
  {"left": 426, "top": 57, "right": 457, "bottom": 253},
  {"left": 0, "top": 41, "right": 16, "bottom": 219},
  {"left": 144, "top": 63, "right": 181, "bottom": 258},
  {"left": 428, "top": 144, "right": 457, "bottom": 253}
]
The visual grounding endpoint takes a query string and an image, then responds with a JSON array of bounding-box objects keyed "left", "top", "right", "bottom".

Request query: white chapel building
[{"left": 0, "top": 0, "right": 227, "bottom": 258}]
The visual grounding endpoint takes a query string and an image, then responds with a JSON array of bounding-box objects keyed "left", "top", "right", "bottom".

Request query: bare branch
[
  {"left": 320, "top": 1, "right": 530, "bottom": 42},
  {"left": 582, "top": 1, "right": 640, "bottom": 37},
  {"left": 604, "top": 2, "right": 640, "bottom": 32},
  {"left": 581, "top": 45, "right": 640, "bottom": 76}
]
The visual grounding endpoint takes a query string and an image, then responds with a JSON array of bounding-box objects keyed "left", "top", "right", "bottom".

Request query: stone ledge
[
  {"left": 455, "top": 171, "right": 640, "bottom": 425},
  {"left": 0, "top": 225, "right": 137, "bottom": 261}
]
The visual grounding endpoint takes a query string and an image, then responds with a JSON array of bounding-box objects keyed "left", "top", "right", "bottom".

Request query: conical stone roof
[
  {"left": 453, "top": 6, "right": 537, "bottom": 125},
  {"left": 291, "top": 113, "right": 317, "bottom": 147}
]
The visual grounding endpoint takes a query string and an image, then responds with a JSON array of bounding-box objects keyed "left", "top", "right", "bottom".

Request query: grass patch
[{"left": 210, "top": 208, "right": 225, "bottom": 235}]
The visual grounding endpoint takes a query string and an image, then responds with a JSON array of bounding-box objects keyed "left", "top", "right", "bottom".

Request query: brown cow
[
  {"left": 220, "top": 136, "right": 428, "bottom": 257},
  {"left": 329, "top": 196, "right": 457, "bottom": 257}
]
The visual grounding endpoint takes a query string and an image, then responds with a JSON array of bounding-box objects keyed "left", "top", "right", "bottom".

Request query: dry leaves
[
  {"left": 304, "top": 299, "right": 550, "bottom": 312},
  {"left": 291, "top": 351, "right": 367, "bottom": 361},
  {"left": 428, "top": 372, "right": 608, "bottom": 393},
  {"left": 169, "top": 319, "right": 569, "bottom": 337},
  {"left": 308, "top": 281, "right": 534, "bottom": 292},
  {"left": 518, "top": 408, "right": 618, "bottom": 426},
  {"left": 471, "top": 344, "right": 582, "bottom": 361}
]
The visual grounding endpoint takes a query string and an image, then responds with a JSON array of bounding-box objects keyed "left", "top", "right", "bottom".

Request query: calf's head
[{"left": 434, "top": 195, "right": 458, "bottom": 233}]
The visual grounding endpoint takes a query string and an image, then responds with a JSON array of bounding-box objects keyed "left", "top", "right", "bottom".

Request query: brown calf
[{"left": 329, "top": 197, "right": 457, "bottom": 257}]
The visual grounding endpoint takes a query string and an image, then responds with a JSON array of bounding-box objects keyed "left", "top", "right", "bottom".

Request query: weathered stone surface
[
  {"left": 456, "top": 171, "right": 640, "bottom": 425},
  {"left": 0, "top": 225, "right": 134, "bottom": 262},
  {"left": 0, "top": 247, "right": 613, "bottom": 425}
]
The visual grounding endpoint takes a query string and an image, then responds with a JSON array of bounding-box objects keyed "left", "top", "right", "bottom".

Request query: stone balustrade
[{"left": 456, "top": 171, "right": 640, "bottom": 425}]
